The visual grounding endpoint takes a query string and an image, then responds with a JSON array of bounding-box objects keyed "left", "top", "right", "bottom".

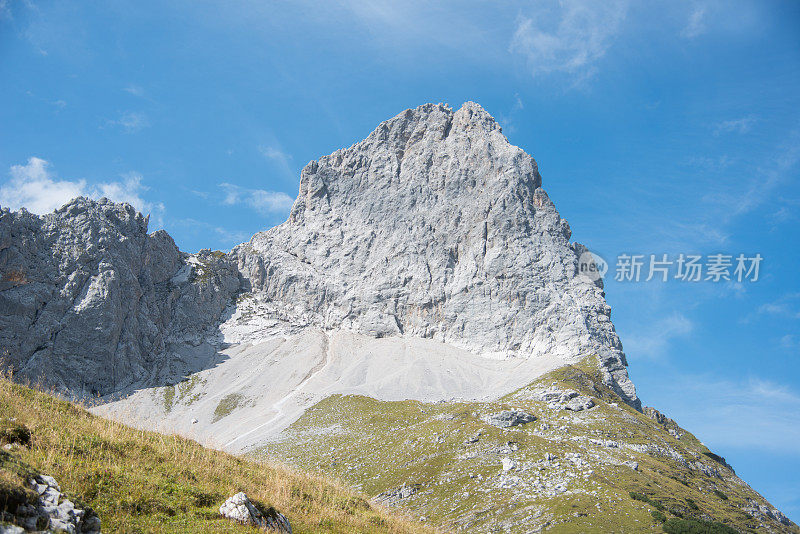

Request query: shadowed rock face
[
  {"left": 0, "top": 102, "right": 638, "bottom": 408},
  {"left": 235, "top": 102, "right": 638, "bottom": 407},
  {"left": 0, "top": 198, "right": 239, "bottom": 395}
]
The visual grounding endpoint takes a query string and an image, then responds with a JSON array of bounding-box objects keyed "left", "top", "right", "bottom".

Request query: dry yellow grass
[{"left": 0, "top": 370, "right": 436, "bottom": 533}]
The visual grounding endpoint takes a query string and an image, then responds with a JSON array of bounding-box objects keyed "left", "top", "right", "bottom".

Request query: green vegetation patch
[
  {"left": 630, "top": 491, "right": 666, "bottom": 511},
  {"left": 662, "top": 518, "right": 739, "bottom": 534},
  {"left": 651, "top": 510, "right": 667, "bottom": 523},
  {"left": 0, "top": 419, "right": 31, "bottom": 447},
  {"left": 162, "top": 385, "right": 175, "bottom": 413},
  {"left": 213, "top": 393, "right": 245, "bottom": 422}
]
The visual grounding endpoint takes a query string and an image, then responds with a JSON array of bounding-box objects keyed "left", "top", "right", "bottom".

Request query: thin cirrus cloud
[
  {"left": 654, "top": 375, "right": 800, "bottom": 455},
  {"left": 714, "top": 116, "right": 757, "bottom": 136},
  {"left": 681, "top": 5, "right": 707, "bottom": 39},
  {"left": 218, "top": 182, "right": 294, "bottom": 215},
  {"left": 105, "top": 111, "right": 150, "bottom": 133},
  {"left": 0, "top": 157, "right": 164, "bottom": 226},
  {"left": 622, "top": 312, "right": 694, "bottom": 359},
  {"left": 123, "top": 84, "right": 144, "bottom": 97},
  {"left": 509, "top": 0, "right": 629, "bottom": 82}
]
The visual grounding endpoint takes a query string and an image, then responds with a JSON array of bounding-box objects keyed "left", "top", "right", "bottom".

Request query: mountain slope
[
  {"left": 254, "top": 356, "right": 796, "bottom": 533},
  {"left": 0, "top": 372, "right": 432, "bottom": 533}
]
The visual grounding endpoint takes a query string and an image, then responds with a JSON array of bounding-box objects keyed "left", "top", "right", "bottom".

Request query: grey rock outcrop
[
  {"left": 539, "top": 387, "right": 595, "bottom": 411},
  {"left": 1, "top": 474, "right": 101, "bottom": 533},
  {"left": 219, "top": 492, "right": 291, "bottom": 533},
  {"left": 235, "top": 102, "right": 638, "bottom": 408},
  {"left": 483, "top": 410, "right": 536, "bottom": 428},
  {"left": 0, "top": 198, "right": 238, "bottom": 395}
]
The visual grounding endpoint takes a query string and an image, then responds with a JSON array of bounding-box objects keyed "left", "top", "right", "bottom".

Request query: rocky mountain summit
[{"left": 234, "top": 102, "right": 637, "bottom": 407}]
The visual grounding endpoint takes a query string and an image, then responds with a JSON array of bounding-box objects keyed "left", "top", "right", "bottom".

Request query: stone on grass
[{"left": 219, "top": 492, "right": 291, "bottom": 533}]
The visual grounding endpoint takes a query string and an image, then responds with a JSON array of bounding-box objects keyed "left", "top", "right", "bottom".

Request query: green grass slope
[
  {"left": 0, "top": 373, "right": 434, "bottom": 534},
  {"left": 255, "top": 356, "right": 797, "bottom": 534}
]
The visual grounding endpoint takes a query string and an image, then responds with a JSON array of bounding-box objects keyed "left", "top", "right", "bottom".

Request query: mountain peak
[{"left": 240, "top": 102, "right": 636, "bottom": 407}]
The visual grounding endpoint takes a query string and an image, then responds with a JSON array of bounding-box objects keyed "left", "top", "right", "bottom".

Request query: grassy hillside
[
  {"left": 0, "top": 371, "right": 434, "bottom": 533},
  {"left": 255, "top": 356, "right": 797, "bottom": 534}
]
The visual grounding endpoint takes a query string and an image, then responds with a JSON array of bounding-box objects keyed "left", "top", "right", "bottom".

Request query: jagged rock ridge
[{"left": 0, "top": 199, "right": 238, "bottom": 394}]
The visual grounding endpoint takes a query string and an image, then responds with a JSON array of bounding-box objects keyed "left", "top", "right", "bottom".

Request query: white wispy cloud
[
  {"left": 509, "top": 0, "right": 628, "bottom": 82},
  {"left": 682, "top": 5, "right": 707, "bottom": 39},
  {"left": 757, "top": 293, "right": 800, "bottom": 319},
  {"left": 1, "top": 157, "right": 86, "bottom": 215},
  {"left": 0, "top": 157, "right": 164, "bottom": 227},
  {"left": 0, "top": 0, "right": 12, "bottom": 20},
  {"left": 781, "top": 334, "right": 800, "bottom": 352},
  {"left": 105, "top": 111, "right": 150, "bottom": 133},
  {"left": 623, "top": 312, "right": 694, "bottom": 359},
  {"left": 218, "top": 182, "right": 294, "bottom": 215},
  {"left": 652, "top": 375, "right": 800, "bottom": 455},
  {"left": 714, "top": 116, "right": 757, "bottom": 136},
  {"left": 123, "top": 84, "right": 144, "bottom": 97},
  {"left": 259, "top": 145, "right": 292, "bottom": 166}
]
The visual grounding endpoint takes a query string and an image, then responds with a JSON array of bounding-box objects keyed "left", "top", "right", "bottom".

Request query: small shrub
[
  {"left": 630, "top": 491, "right": 665, "bottom": 511},
  {"left": 713, "top": 489, "right": 728, "bottom": 501},
  {"left": 212, "top": 393, "right": 244, "bottom": 422},
  {"left": 685, "top": 498, "right": 699, "bottom": 511},
  {"left": 662, "top": 518, "right": 738, "bottom": 534},
  {"left": 651, "top": 510, "right": 667, "bottom": 523},
  {"left": 0, "top": 419, "right": 31, "bottom": 447},
  {"left": 162, "top": 385, "right": 175, "bottom": 413}
]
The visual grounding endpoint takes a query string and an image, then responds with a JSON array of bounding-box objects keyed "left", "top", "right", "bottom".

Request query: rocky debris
[
  {"left": 539, "top": 388, "right": 595, "bottom": 411},
  {"left": 373, "top": 483, "right": 420, "bottom": 506},
  {"left": 690, "top": 460, "right": 721, "bottom": 479},
  {"left": 622, "top": 460, "right": 639, "bottom": 471},
  {"left": 219, "top": 493, "right": 291, "bottom": 533},
  {"left": 744, "top": 499, "right": 792, "bottom": 526},
  {"left": 483, "top": 410, "right": 536, "bottom": 428},
  {"left": 463, "top": 430, "right": 482, "bottom": 445},
  {"left": 589, "top": 438, "right": 619, "bottom": 448},
  {"left": 564, "top": 396, "right": 595, "bottom": 412},
  {"left": 501, "top": 457, "right": 516, "bottom": 471},
  {"left": 644, "top": 407, "right": 685, "bottom": 439},
  {"left": 700, "top": 451, "right": 735, "bottom": 473},
  {"left": 0, "top": 525, "right": 25, "bottom": 534},
  {"left": 1, "top": 474, "right": 101, "bottom": 533}
]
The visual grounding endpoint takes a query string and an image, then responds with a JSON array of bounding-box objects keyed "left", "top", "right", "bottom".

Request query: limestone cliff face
[
  {"left": 234, "top": 102, "right": 638, "bottom": 407},
  {"left": 0, "top": 198, "right": 239, "bottom": 394},
  {"left": 0, "top": 102, "right": 638, "bottom": 408}
]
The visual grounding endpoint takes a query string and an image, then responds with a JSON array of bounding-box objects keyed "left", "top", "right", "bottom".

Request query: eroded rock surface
[
  {"left": 483, "top": 410, "right": 536, "bottom": 428},
  {"left": 234, "top": 102, "right": 638, "bottom": 407},
  {"left": 0, "top": 198, "right": 238, "bottom": 395},
  {"left": 0, "top": 474, "right": 101, "bottom": 533},
  {"left": 219, "top": 492, "right": 291, "bottom": 533}
]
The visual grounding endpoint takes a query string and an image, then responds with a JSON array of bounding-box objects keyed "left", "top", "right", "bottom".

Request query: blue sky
[{"left": 2, "top": 0, "right": 799, "bottom": 520}]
